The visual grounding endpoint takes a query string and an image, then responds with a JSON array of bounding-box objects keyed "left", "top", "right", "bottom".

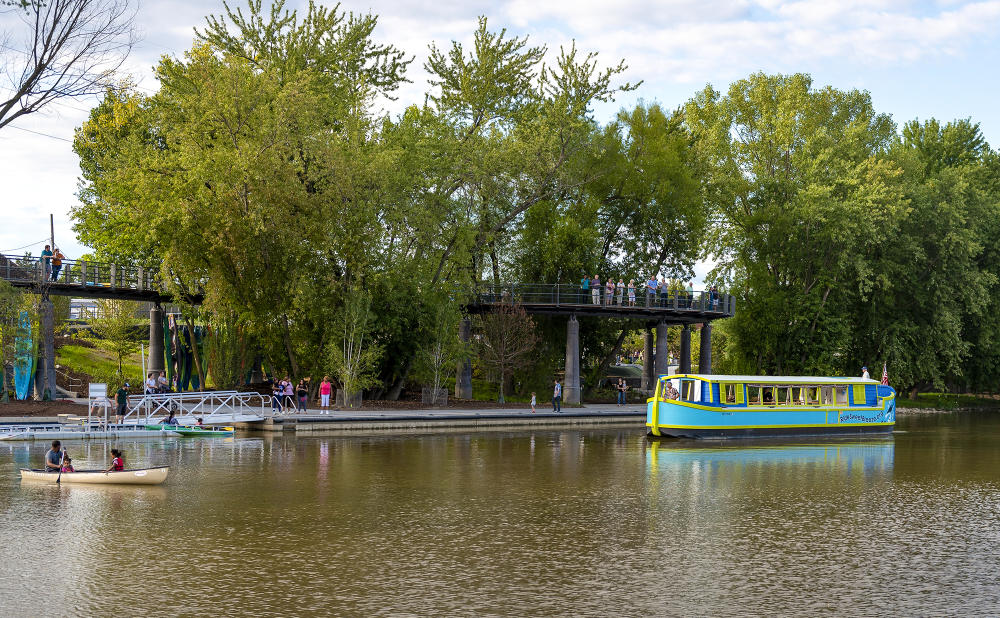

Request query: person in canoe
[
  {"left": 195, "top": 417, "right": 204, "bottom": 427},
  {"left": 61, "top": 456, "right": 75, "bottom": 473},
  {"left": 104, "top": 449, "right": 125, "bottom": 473},
  {"left": 45, "top": 441, "right": 64, "bottom": 472},
  {"left": 164, "top": 411, "right": 179, "bottom": 426}
]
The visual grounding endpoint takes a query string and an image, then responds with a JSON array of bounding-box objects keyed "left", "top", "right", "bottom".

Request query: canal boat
[
  {"left": 647, "top": 374, "right": 896, "bottom": 439},
  {"left": 144, "top": 424, "right": 235, "bottom": 437},
  {"left": 19, "top": 466, "right": 170, "bottom": 485}
]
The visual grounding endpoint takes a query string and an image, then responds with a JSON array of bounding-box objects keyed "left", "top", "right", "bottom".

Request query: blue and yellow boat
[{"left": 647, "top": 374, "right": 896, "bottom": 439}]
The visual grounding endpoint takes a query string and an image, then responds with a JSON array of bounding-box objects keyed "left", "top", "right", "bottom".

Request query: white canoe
[{"left": 20, "top": 467, "right": 169, "bottom": 485}]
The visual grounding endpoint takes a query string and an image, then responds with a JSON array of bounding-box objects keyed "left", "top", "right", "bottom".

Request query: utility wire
[
  {"left": 5, "top": 124, "right": 73, "bottom": 142},
  {"left": 0, "top": 237, "right": 51, "bottom": 253}
]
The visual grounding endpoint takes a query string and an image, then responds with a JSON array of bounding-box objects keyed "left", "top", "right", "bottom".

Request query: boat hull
[
  {"left": 144, "top": 424, "right": 235, "bottom": 437},
  {"left": 19, "top": 467, "right": 169, "bottom": 485},
  {"left": 649, "top": 423, "right": 894, "bottom": 439}
]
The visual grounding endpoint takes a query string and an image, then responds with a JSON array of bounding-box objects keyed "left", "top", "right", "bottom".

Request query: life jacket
[{"left": 112, "top": 457, "right": 124, "bottom": 471}]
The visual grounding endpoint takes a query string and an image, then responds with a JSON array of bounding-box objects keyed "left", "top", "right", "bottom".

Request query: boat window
[
  {"left": 852, "top": 384, "right": 867, "bottom": 405},
  {"left": 724, "top": 384, "right": 736, "bottom": 403},
  {"left": 748, "top": 386, "right": 761, "bottom": 405},
  {"left": 776, "top": 387, "right": 789, "bottom": 405},
  {"left": 762, "top": 386, "right": 775, "bottom": 405},
  {"left": 835, "top": 386, "right": 848, "bottom": 405},
  {"left": 680, "top": 380, "right": 701, "bottom": 402},
  {"left": 806, "top": 387, "right": 821, "bottom": 405},
  {"left": 822, "top": 387, "right": 833, "bottom": 405}
]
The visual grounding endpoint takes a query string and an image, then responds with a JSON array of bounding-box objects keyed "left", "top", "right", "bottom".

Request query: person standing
[
  {"left": 604, "top": 279, "right": 614, "bottom": 306},
  {"left": 40, "top": 244, "right": 53, "bottom": 279},
  {"left": 617, "top": 378, "right": 628, "bottom": 406},
  {"left": 646, "top": 276, "right": 657, "bottom": 307},
  {"left": 50, "top": 248, "right": 64, "bottom": 281},
  {"left": 282, "top": 377, "right": 295, "bottom": 411},
  {"left": 591, "top": 275, "right": 601, "bottom": 305},
  {"left": 627, "top": 280, "right": 636, "bottom": 306},
  {"left": 862, "top": 366, "right": 870, "bottom": 380},
  {"left": 552, "top": 380, "right": 562, "bottom": 413},
  {"left": 296, "top": 379, "right": 309, "bottom": 412},
  {"left": 319, "top": 376, "right": 332, "bottom": 412},
  {"left": 686, "top": 280, "right": 695, "bottom": 309},
  {"left": 115, "top": 383, "right": 129, "bottom": 419},
  {"left": 580, "top": 275, "right": 590, "bottom": 304},
  {"left": 270, "top": 380, "right": 283, "bottom": 413},
  {"left": 530, "top": 391, "right": 536, "bottom": 414},
  {"left": 616, "top": 278, "right": 625, "bottom": 305}
]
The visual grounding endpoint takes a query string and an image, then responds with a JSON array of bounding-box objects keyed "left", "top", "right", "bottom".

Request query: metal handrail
[{"left": 470, "top": 283, "right": 735, "bottom": 315}]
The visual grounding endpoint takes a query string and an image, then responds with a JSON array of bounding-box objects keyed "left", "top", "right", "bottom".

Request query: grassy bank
[{"left": 896, "top": 392, "right": 1000, "bottom": 410}]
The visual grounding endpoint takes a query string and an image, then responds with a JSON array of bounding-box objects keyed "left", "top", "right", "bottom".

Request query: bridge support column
[
  {"left": 641, "top": 328, "right": 653, "bottom": 391},
  {"left": 148, "top": 304, "right": 165, "bottom": 376},
  {"left": 564, "top": 315, "right": 580, "bottom": 404},
  {"left": 679, "top": 325, "right": 691, "bottom": 374},
  {"left": 34, "top": 299, "right": 56, "bottom": 400},
  {"left": 654, "top": 320, "right": 669, "bottom": 380},
  {"left": 455, "top": 318, "right": 472, "bottom": 399},
  {"left": 699, "top": 323, "right": 712, "bottom": 374}
]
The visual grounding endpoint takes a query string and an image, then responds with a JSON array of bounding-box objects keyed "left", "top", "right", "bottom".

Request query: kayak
[
  {"left": 144, "top": 424, "right": 235, "bottom": 437},
  {"left": 20, "top": 466, "right": 169, "bottom": 485}
]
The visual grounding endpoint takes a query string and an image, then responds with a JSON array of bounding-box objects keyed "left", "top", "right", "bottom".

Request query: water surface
[{"left": 2, "top": 412, "right": 999, "bottom": 616}]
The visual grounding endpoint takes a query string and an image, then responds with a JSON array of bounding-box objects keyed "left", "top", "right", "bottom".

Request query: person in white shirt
[
  {"left": 552, "top": 380, "right": 562, "bottom": 413},
  {"left": 861, "top": 366, "right": 870, "bottom": 380},
  {"left": 144, "top": 373, "right": 157, "bottom": 395}
]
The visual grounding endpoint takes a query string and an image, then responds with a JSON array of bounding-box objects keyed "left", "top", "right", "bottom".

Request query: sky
[{"left": 2, "top": 0, "right": 1000, "bottom": 284}]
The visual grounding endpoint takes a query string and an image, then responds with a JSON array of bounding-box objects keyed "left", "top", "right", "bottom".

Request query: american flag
[{"left": 881, "top": 362, "right": 889, "bottom": 386}]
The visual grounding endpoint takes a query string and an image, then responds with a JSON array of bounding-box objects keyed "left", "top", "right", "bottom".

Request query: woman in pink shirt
[{"left": 319, "top": 376, "right": 332, "bottom": 413}]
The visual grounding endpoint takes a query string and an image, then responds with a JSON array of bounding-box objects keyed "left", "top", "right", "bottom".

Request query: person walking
[
  {"left": 50, "top": 248, "right": 64, "bottom": 281},
  {"left": 552, "top": 380, "right": 562, "bottom": 413},
  {"left": 530, "top": 391, "right": 536, "bottom": 414},
  {"left": 591, "top": 275, "right": 601, "bottom": 305},
  {"left": 616, "top": 278, "right": 625, "bottom": 305},
  {"left": 580, "top": 275, "right": 590, "bottom": 304},
  {"left": 319, "top": 376, "right": 332, "bottom": 412},
  {"left": 627, "top": 280, "right": 636, "bottom": 306}
]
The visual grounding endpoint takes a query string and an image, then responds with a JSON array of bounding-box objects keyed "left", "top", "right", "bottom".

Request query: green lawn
[{"left": 56, "top": 344, "right": 144, "bottom": 381}]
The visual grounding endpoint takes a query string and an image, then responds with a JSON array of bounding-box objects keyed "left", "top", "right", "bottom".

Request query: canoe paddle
[{"left": 56, "top": 448, "right": 66, "bottom": 484}]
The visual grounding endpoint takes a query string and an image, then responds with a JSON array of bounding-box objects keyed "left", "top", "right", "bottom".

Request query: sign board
[{"left": 89, "top": 383, "right": 107, "bottom": 399}]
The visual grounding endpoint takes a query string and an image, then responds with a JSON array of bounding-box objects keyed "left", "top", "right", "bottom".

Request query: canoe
[
  {"left": 19, "top": 466, "right": 169, "bottom": 485},
  {"left": 144, "top": 424, "right": 235, "bottom": 437}
]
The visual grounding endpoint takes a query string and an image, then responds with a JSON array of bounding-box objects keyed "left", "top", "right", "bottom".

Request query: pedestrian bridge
[{"left": 112, "top": 390, "right": 271, "bottom": 425}]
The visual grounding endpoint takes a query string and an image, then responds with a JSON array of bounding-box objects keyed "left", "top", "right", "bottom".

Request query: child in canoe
[
  {"left": 104, "top": 449, "right": 125, "bottom": 473},
  {"left": 60, "top": 456, "right": 75, "bottom": 473}
]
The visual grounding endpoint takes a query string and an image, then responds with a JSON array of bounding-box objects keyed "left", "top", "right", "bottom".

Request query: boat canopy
[{"left": 659, "top": 374, "right": 880, "bottom": 385}]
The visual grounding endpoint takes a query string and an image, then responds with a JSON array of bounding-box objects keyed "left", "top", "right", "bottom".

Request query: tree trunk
[
  {"left": 281, "top": 315, "right": 300, "bottom": 378},
  {"left": 498, "top": 370, "right": 505, "bottom": 404},
  {"left": 386, "top": 353, "right": 414, "bottom": 401},
  {"left": 185, "top": 316, "right": 207, "bottom": 389},
  {"left": 584, "top": 327, "right": 629, "bottom": 396}
]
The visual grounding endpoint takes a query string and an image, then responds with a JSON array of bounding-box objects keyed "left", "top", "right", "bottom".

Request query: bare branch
[{"left": 0, "top": 0, "right": 138, "bottom": 130}]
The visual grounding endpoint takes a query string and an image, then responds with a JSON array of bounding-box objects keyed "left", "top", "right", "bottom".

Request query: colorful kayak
[
  {"left": 20, "top": 466, "right": 169, "bottom": 485},
  {"left": 647, "top": 374, "right": 896, "bottom": 439},
  {"left": 144, "top": 424, "right": 235, "bottom": 437}
]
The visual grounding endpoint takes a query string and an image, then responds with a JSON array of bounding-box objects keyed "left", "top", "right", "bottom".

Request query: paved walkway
[{"left": 283, "top": 403, "right": 647, "bottom": 421}]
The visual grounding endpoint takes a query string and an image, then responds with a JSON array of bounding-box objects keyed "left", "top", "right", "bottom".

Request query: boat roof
[{"left": 660, "top": 374, "right": 880, "bottom": 385}]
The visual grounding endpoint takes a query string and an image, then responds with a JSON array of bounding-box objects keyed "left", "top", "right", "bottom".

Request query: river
[{"left": 2, "top": 411, "right": 999, "bottom": 616}]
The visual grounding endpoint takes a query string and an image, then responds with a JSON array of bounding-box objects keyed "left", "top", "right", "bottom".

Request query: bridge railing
[
  {"left": 470, "top": 283, "right": 735, "bottom": 315},
  {"left": 0, "top": 253, "right": 163, "bottom": 293}
]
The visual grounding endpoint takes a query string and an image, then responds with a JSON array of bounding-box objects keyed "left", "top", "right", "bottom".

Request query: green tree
[
  {"left": 685, "top": 72, "right": 907, "bottom": 375},
  {"left": 326, "top": 287, "right": 381, "bottom": 407},
  {"left": 87, "top": 298, "right": 142, "bottom": 382},
  {"left": 476, "top": 302, "right": 538, "bottom": 403}
]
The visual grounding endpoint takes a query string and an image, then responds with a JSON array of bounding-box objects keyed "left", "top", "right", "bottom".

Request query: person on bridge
[
  {"left": 552, "top": 380, "right": 562, "bottom": 413},
  {"left": 616, "top": 278, "right": 625, "bottom": 305},
  {"left": 580, "top": 275, "right": 589, "bottom": 304},
  {"left": 40, "top": 245, "right": 53, "bottom": 279},
  {"left": 296, "top": 379, "right": 309, "bottom": 412},
  {"left": 50, "top": 248, "right": 64, "bottom": 281},
  {"left": 604, "top": 279, "right": 614, "bottom": 306},
  {"left": 627, "top": 280, "right": 636, "bottom": 306},
  {"left": 144, "top": 373, "right": 157, "bottom": 395},
  {"left": 645, "top": 276, "right": 657, "bottom": 307},
  {"left": 591, "top": 275, "right": 600, "bottom": 305}
]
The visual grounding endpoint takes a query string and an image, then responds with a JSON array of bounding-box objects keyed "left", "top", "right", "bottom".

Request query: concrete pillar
[
  {"left": 654, "top": 320, "right": 669, "bottom": 378},
  {"left": 564, "top": 315, "right": 581, "bottom": 404},
  {"left": 641, "top": 328, "right": 653, "bottom": 390},
  {"left": 148, "top": 304, "right": 165, "bottom": 374},
  {"left": 679, "top": 325, "right": 692, "bottom": 374},
  {"left": 455, "top": 318, "right": 472, "bottom": 399},
  {"left": 34, "top": 299, "right": 56, "bottom": 400},
  {"left": 699, "top": 323, "right": 713, "bottom": 374}
]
